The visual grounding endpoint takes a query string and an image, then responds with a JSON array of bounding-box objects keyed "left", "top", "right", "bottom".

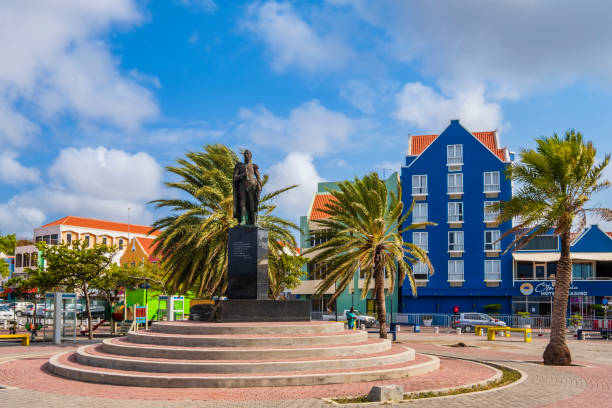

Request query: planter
[{"left": 423, "top": 319, "right": 433, "bottom": 327}]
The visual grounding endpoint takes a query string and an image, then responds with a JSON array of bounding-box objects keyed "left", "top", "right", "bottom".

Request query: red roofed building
[
  {"left": 408, "top": 130, "right": 510, "bottom": 162},
  {"left": 120, "top": 237, "right": 161, "bottom": 266}
]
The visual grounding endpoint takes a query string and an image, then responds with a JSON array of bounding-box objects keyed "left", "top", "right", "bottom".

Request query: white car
[{"left": 0, "top": 305, "right": 14, "bottom": 320}]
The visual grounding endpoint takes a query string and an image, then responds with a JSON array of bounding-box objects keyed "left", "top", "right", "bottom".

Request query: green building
[{"left": 294, "top": 173, "right": 400, "bottom": 317}]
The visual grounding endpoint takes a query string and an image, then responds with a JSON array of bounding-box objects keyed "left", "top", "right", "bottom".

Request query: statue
[{"left": 233, "top": 149, "right": 262, "bottom": 225}]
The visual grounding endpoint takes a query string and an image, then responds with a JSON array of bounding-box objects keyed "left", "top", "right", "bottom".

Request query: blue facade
[
  {"left": 511, "top": 225, "right": 612, "bottom": 316},
  {"left": 400, "top": 120, "right": 515, "bottom": 315}
]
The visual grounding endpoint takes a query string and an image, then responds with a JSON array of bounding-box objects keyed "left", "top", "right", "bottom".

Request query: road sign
[{"left": 603, "top": 298, "right": 609, "bottom": 305}]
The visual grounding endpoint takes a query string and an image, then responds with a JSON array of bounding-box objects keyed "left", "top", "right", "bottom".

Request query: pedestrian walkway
[{"left": 0, "top": 331, "right": 609, "bottom": 407}]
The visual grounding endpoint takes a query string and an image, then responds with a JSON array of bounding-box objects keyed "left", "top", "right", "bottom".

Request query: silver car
[{"left": 452, "top": 313, "right": 506, "bottom": 333}]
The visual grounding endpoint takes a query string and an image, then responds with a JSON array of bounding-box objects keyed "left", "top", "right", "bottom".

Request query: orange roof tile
[
  {"left": 135, "top": 237, "right": 159, "bottom": 254},
  {"left": 40, "top": 216, "right": 158, "bottom": 236},
  {"left": 309, "top": 194, "right": 337, "bottom": 220},
  {"left": 409, "top": 131, "right": 508, "bottom": 161}
]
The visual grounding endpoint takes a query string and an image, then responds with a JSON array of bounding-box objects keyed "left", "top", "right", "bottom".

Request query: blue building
[
  {"left": 400, "top": 120, "right": 515, "bottom": 315},
  {"left": 512, "top": 224, "right": 612, "bottom": 317}
]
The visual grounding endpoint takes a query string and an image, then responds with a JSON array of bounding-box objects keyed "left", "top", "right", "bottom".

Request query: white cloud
[
  {"left": 395, "top": 82, "right": 503, "bottom": 132},
  {"left": 243, "top": 1, "right": 351, "bottom": 73},
  {"left": 0, "top": 147, "right": 164, "bottom": 236},
  {"left": 0, "top": 151, "right": 40, "bottom": 185},
  {"left": 0, "top": 101, "right": 39, "bottom": 147},
  {"left": 238, "top": 100, "right": 354, "bottom": 156},
  {"left": 334, "top": 1, "right": 612, "bottom": 97},
  {"left": 266, "top": 152, "right": 324, "bottom": 219},
  {"left": 0, "top": 0, "right": 158, "bottom": 137},
  {"left": 177, "top": 0, "right": 218, "bottom": 13},
  {"left": 0, "top": 201, "right": 45, "bottom": 237}
]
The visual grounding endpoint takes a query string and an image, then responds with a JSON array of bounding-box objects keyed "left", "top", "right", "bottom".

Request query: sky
[{"left": 2, "top": 0, "right": 612, "bottom": 238}]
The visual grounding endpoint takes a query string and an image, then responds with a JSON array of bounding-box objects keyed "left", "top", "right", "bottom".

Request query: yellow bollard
[{"left": 487, "top": 328, "right": 496, "bottom": 341}]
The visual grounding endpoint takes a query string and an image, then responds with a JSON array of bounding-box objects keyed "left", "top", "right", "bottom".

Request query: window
[
  {"left": 51, "top": 234, "right": 58, "bottom": 244},
  {"left": 84, "top": 236, "right": 90, "bottom": 246},
  {"left": 308, "top": 263, "right": 328, "bottom": 280},
  {"left": 102, "top": 237, "right": 107, "bottom": 245},
  {"left": 448, "top": 231, "right": 464, "bottom": 251},
  {"left": 485, "top": 260, "right": 501, "bottom": 281},
  {"left": 447, "top": 144, "right": 463, "bottom": 165},
  {"left": 484, "top": 230, "right": 501, "bottom": 251},
  {"left": 448, "top": 202, "right": 463, "bottom": 222},
  {"left": 448, "top": 260, "right": 464, "bottom": 281},
  {"left": 310, "top": 235, "right": 329, "bottom": 247},
  {"left": 447, "top": 173, "right": 463, "bottom": 193},
  {"left": 23, "top": 253, "right": 30, "bottom": 267},
  {"left": 119, "top": 239, "right": 124, "bottom": 250},
  {"left": 30, "top": 252, "right": 37, "bottom": 267},
  {"left": 572, "top": 263, "right": 593, "bottom": 280},
  {"left": 484, "top": 171, "right": 500, "bottom": 192},
  {"left": 412, "top": 203, "right": 428, "bottom": 223},
  {"left": 66, "top": 233, "right": 72, "bottom": 243},
  {"left": 413, "top": 262, "right": 429, "bottom": 281},
  {"left": 484, "top": 201, "right": 500, "bottom": 222},
  {"left": 16, "top": 254, "right": 22, "bottom": 268},
  {"left": 413, "top": 232, "right": 428, "bottom": 252},
  {"left": 522, "top": 235, "right": 558, "bottom": 250},
  {"left": 412, "top": 175, "right": 427, "bottom": 195},
  {"left": 516, "top": 262, "right": 533, "bottom": 280}
]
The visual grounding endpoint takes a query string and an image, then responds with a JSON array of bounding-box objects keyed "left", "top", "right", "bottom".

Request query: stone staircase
[{"left": 47, "top": 321, "right": 439, "bottom": 387}]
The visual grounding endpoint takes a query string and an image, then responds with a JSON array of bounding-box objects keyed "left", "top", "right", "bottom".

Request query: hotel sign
[{"left": 533, "top": 282, "right": 587, "bottom": 296}]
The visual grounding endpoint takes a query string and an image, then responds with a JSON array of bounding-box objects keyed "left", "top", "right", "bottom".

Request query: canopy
[{"left": 512, "top": 252, "right": 612, "bottom": 262}]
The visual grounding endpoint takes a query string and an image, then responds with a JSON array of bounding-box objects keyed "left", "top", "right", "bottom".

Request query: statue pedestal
[
  {"left": 227, "top": 226, "right": 269, "bottom": 300},
  {"left": 189, "top": 225, "right": 310, "bottom": 322}
]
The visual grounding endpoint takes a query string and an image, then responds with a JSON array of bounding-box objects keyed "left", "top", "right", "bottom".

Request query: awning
[{"left": 512, "top": 252, "right": 612, "bottom": 262}]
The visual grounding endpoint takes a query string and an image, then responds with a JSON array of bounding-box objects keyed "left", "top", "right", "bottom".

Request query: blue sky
[{"left": 2, "top": 0, "right": 612, "bottom": 237}]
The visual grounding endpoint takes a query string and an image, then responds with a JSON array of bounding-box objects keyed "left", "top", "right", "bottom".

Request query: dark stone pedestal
[
  {"left": 190, "top": 299, "right": 311, "bottom": 322},
  {"left": 227, "top": 226, "right": 269, "bottom": 300}
]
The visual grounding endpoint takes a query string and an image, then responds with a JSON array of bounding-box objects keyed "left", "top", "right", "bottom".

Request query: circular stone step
[
  {"left": 101, "top": 337, "right": 392, "bottom": 360},
  {"left": 127, "top": 330, "right": 367, "bottom": 347},
  {"left": 76, "top": 344, "right": 415, "bottom": 373},
  {"left": 48, "top": 351, "right": 439, "bottom": 388},
  {"left": 151, "top": 321, "right": 345, "bottom": 335}
]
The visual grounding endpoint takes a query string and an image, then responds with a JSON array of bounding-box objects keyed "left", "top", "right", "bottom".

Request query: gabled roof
[
  {"left": 135, "top": 237, "right": 159, "bottom": 254},
  {"left": 408, "top": 130, "right": 509, "bottom": 161},
  {"left": 40, "top": 216, "right": 158, "bottom": 236},
  {"left": 309, "top": 193, "right": 336, "bottom": 220}
]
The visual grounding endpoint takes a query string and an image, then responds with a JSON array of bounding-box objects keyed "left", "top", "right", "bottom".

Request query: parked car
[
  {"left": 26, "top": 304, "right": 49, "bottom": 317},
  {"left": 323, "top": 309, "right": 378, "bottom": 328},
  {"left": 9, "top": 302, "right": 34, "bottom": 317},
  {"left": 0, "top": 305, "right": 14, "bottom": 320},
  {"left": 452, "top": 313, "right": 506, "bottom": 333},
  {"left": 76, "top": 305, "right": 105, "bottom": 319}
]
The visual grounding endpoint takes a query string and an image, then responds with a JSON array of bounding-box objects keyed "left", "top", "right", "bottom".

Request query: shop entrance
[{"left": 569, "top": 296, "right": 595, "bottom": 318}]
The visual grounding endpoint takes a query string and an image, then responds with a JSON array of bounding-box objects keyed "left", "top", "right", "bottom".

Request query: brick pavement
[{"left": 0, "top": 331, "right": 609, "bottom": 407}]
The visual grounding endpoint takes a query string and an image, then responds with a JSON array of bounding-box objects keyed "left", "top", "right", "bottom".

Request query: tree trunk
[
  {"left": 543, "top": 230, "right": 572, "bottom": 365},
  {"left": 374, "top": 248, "right": 387, "bottom": 339},
  {"left": 84, "top": 285, "right": 93, "bottom": 340}
]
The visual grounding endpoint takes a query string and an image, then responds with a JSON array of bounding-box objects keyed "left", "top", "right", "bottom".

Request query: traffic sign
[{"left": 604, "top": 298, "right": 609, "bottom": 305}]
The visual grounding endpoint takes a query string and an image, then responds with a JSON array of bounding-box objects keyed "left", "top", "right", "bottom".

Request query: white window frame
[
  {"left": 413, "top": 232, "right": 428, "bottom": 252},
  {"left": 447, "top": 144, "right": 463, "bottom": 165},
  {"left": 448, "top": 231, "right": 464, "bottom": 252},
  {"left": 448, "top": 202, "right": 464, "bottom": 223},
  {"left": 412, "top": 175, "right": 427, "bottom": 195},
  {"left": 447, "top": 173, "right": 463, "bottom": 194},
  {"left": 484, "top": 171, "right": 500, "bottom": 192},
  {"left": 412, "top": 203, "right": 428, "bottom": 223},
  {"left": 448, "top": 260, "right": 464, "bottom": 281},
  {"left": 413, "top": 262, "right": 429, "bottom": 281},
  {"left": 485, "top": 260, "right": 501, "bottom": 281},
  {"left": 484, "top": 201, "right": 500, "bottom": 223},
  {"left": 484, "top": 230, "right": 501, "bottom": 251}
]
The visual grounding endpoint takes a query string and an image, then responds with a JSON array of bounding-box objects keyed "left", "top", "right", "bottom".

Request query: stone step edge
[
  {"left": 48, "top": 352, "right": 440, "bottom": 388},
  {"left": 126, "top": 330, "right": 367, "bottom": 347},
  {"left": 150, "top": 321, "right": 345, "bottom": 335},
  {"left": 76, "top": 345, "right": 415, "bottom": 373},
  {"left": 102, "top": 338, "right": 391, "bottom": 360}
]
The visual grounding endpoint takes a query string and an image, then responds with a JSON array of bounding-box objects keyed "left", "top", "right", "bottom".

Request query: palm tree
[
  {"left": 498, "top": 130, "right": 611, "bottom": 365},
  {"left": 304, "top": 172, "right": 435, "bottom": 338},
  {"left": 151, "top": 144, "right": 299, "bottom": 297}
]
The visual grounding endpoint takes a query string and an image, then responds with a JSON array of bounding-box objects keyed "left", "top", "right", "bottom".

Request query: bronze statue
[{"left": 233, "top": 149, "right": 262, "bottom": 225}]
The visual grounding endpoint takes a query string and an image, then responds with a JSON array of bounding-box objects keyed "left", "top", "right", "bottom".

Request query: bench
[
  {"left": 475, "top": 325, "right": 510, "bottom": 336},
  {"left": 487, "top": 327, "right": 531, "bottom": 342},
  {"left": 367, "top": 330, "right": 397, "bottom": 341},
  {"left": 0, "top": 334, "right": 30, "bottom": 346},
  {"left": 577, "top": 329, "right": 612, "bottom": 340}
]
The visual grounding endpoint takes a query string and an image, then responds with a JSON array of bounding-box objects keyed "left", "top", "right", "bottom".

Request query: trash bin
[
  {"left": 413, "top": 325, "right": 420, "bottom": 333},
  {"left": 434, "top": 327, "right": 439, "bottom": 334}
]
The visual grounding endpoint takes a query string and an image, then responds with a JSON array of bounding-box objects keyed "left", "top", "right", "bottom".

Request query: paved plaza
[{"left": 0, "top": 331, "right": 610, "bottom": 407}]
